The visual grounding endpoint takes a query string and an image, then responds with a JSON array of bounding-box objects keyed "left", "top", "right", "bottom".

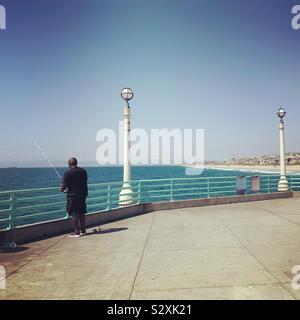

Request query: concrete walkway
[{"left": 1, "top": 198, "right": 300, "bottom": 300}]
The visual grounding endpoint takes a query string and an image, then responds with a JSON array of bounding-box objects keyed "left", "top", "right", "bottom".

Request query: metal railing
[{"left": 0, "top": 174, "right": 300, "bottom": 231}]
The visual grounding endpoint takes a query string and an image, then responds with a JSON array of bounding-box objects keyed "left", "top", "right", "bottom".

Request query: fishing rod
[
  {"left": 33, "top": 141, "right": 62, "bottom": 179},
  {"left": 1, "top": 142, "right": 63, "bottom": 250}
]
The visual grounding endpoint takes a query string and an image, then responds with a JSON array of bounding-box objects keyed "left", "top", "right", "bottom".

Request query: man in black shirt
[{"left": 61, "top": 158, "right": 88, "bottom": 238}]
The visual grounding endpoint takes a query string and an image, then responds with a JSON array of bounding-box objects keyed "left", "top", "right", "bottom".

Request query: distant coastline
[{"left": 189, "top": 164, "right": 300, "bottom": 174}]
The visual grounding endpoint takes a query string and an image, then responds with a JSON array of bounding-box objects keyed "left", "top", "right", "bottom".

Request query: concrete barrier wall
[
  {"left": 293, "top": 191, "right": 300, "bottom": 198},
  {"left": 0, "top": 191, "right": 293, "bottom": 245},
  {"left": 0, "top": 204, "right": 145, "bottom": 245},
  {"left": 145, "top": 191, "right": 293, "bottom": 212}
]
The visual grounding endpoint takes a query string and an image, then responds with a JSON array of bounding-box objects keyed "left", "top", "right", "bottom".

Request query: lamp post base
[
  {"left": 278, "top": 176, "right": 289, "bottom": 192},
  {"left": 119, "top": 182, "right": 136, "bottom": 206}
]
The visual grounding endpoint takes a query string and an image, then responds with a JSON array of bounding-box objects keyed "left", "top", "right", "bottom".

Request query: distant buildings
[{"left": 207, "top": 153, "right": 300, "bottom": 166}]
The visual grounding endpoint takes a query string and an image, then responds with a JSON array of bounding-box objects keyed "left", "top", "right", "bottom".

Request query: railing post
[
  {"left": 107, "top": 185, "right": 111, "bottom": 211},
  {"left": 267, "top": 176, "right": 270, "bottom": 193},
  {"left": 170, "top": 179, "right": 174, "bottom": 201},
  {"left": 137, "top": 181, "right": 142, "bottom": 204},
  {"left": 9, "top": 192, "right": 16, "bottom": 230},
  {"left": 207, "top": 178, "right": 210, "bottom": 198}
]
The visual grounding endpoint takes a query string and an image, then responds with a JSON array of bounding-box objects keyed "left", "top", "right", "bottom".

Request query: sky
[{"left": 0, "top": 0, "right": 299, "bottom": 167}]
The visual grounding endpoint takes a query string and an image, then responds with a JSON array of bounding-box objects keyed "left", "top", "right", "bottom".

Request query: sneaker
[
  {"left": 80, "top": 230, "right": 87, "bottom": 236},
  {"left": 68, "top": 233, "right": 81, "bottom": 238}
]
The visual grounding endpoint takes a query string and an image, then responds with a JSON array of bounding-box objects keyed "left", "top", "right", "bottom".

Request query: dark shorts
[{"left": 67, "top": 196, "right": 87, "bottom": 216}]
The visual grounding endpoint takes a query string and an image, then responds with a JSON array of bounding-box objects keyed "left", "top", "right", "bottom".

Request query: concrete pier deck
[{"left": 1, "top": 197, "right": 300, "bottom": 300}]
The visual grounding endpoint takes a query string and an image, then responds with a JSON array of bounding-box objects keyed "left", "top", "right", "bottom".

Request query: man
[{"left": 61, "top": 158, "right": 88, "bottom": 238}]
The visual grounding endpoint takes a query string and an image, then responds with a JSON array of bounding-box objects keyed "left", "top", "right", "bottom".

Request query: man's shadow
[
  {"left": 0, "top": 246, "right": 29, "bottom": 253},
  {"left": 86, "top": 227, "right": 128, "bottom": 236}
]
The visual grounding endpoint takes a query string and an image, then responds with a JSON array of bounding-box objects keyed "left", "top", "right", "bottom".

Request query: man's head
[{"left": 68, "top": 157, "right": 78, "bottom": 168}]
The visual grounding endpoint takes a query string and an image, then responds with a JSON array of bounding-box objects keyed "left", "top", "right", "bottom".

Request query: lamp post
[
  {"left": 277, "top": 107, "right": 289, "bottom": 192},
  {"left": 119, "top": 88, "right": 135, "bottom": 206}
]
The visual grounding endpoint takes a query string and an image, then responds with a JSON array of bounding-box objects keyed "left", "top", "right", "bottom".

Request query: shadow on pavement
[
  {"left": 0, "top": 246, "right": 29, "bottom": 254},
  {"left": 87, "top": 227, "right": 128, "bottom": 236}
]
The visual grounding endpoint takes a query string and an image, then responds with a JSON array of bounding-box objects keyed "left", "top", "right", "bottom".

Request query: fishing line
[{"left": 33, "top": 141, "right": 62, "bottom": 179}]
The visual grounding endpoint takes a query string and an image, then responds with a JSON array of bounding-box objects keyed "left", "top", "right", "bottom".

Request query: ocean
[
  {"left": 0, "top": 166, "right": 260, "bottom": 192},
  {"left": 0, "top": 166, "right": 273, "bottom": 229}
]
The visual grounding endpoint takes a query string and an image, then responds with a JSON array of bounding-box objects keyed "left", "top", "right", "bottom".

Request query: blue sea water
[
  {"left": 0, "top": 166, "right": 262, "bottom": 191},
  {"left": 0, "top": 166, "right": 275, "bottom": 229},
  {"left": 0, "top": 166, "right": 259, "bottom": 192}
]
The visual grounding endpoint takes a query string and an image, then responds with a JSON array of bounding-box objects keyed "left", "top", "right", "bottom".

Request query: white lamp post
[
  {"left": 119, "top": 88, "right": 135, "bottom": 205},
  {"left": 277, "top": 107, "right": 289, "bottom": 192}
]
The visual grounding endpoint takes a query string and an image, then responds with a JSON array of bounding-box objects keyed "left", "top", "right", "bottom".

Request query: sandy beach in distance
[
  {"left": 210, "top": 164, "right": 300, "bottom": 173},
  {"left": 188, "top": 164, "right": 300, "bottom": 174}
]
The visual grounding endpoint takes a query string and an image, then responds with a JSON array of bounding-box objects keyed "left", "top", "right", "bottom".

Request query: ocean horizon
[{"left": 0, "top": 165, "right": 267, "bottom": 192}]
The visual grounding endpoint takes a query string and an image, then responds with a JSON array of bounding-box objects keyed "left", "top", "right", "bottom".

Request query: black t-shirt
[{"left": 62, "top": 167, "right": 88, "bottom": 197}]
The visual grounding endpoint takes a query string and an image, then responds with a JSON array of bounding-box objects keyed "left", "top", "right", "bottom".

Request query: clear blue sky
[{"left": 0, "top": 0, "right": 299, "bottom": 167}]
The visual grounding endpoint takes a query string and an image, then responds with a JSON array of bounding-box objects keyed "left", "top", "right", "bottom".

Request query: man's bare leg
[
  {"left": 78, "top": 213, "right": 86, "bottom": 234},
  {"left": 71, "top": 215, "right": 80, "bottom": 235}
]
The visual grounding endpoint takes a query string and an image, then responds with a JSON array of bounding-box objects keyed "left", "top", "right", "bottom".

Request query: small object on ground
[
  {"left": 0, "top": 241, "right": 18, "bottom": 249},
  {"left": 68, "top": 233, "right": 81, "bottom": 238},
  {"left": 80, "top": 230, "right": 87, "bottom": 236}
]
